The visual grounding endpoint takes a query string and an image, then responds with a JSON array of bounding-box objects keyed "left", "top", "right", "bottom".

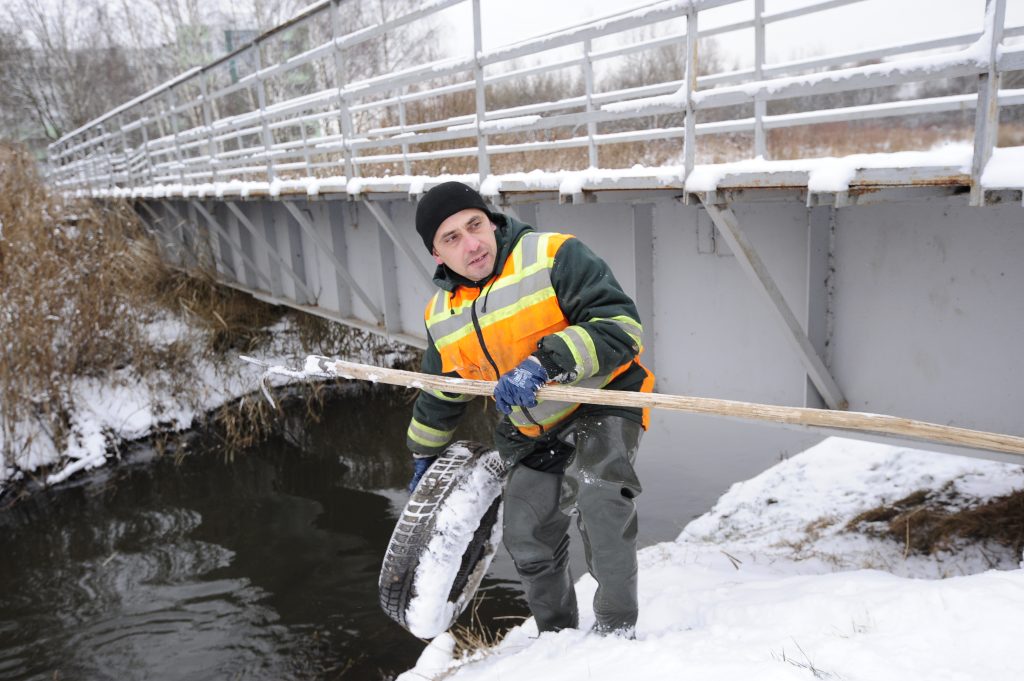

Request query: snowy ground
[{"left": 401, "top": 437, "right": 1024, "bottom": 681}]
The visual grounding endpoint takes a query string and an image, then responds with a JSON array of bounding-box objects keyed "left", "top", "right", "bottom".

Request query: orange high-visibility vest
[{"left": 424, "top": 231, "right": 646, "bottom": 437}]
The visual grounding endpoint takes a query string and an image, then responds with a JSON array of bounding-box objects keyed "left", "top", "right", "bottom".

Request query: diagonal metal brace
[
  {"left": 224, "top": 201, "right": 319, "bottom": 302},
  {"left": 136, "top": 200, "right": 188, "bottom": 263},
  {"left": 160, "top": 200, "right": 203, "bottom": 267},
  {"left": 702, "top": 200, "right": 848, "bottom": 411},
  {"left": 362, "top": 199, "right": 434, "bottom": 288},
  {"left": 190, "top": 200, "right": 275, "bottom": 290},
  {"left": 281, "top": 201, "right": 384, "bottom": 325}
]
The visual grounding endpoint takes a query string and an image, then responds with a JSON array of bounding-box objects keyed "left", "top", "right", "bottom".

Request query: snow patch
[
  {"left": 980, "top": 145, "right": 1024, "bottom": 188},
  {"left": 685, "top": 143, "right": 973, "bottom": 193},
  {"left": 396, "top": 632, "right": 456, "bottom": 681}
]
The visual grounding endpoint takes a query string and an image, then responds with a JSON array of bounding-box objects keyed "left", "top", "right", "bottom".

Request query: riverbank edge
[{"left": 0, "top": 312, "right": 420, "bottom": 507}]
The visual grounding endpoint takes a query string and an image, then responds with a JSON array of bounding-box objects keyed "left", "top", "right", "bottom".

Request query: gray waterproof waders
[{"left": 500, "top": 413, "right": 643, "bottom": 634}]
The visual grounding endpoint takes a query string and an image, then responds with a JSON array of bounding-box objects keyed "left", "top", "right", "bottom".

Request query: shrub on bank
[
  {"left": 0, "top": 142, "right": 411, "bottom": 493},
  {"left": 0, "top": 143, "right": 154, "bottom": 470}
]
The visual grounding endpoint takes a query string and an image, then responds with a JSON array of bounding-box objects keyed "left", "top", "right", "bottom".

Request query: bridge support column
[
  {"left": 371, "top": 203, "right": 402, "bottom": 336},
  {"left": 224, "top": 202, "right": 259, "bottom": 290},
  {"left": 257, "top": 203, "right": 287, "bottom": 299},
  {"left": 326, "top": 202, "right": 353, "bottom": 319},
  {"left": 190, "top": 200, "right": 240, "bottom": 282},
  {"left": 162, "top": 200, "right": 201, "bottom": 269},
  {"left": 805, "top": 206, "right": 835, "bottom": 409}
]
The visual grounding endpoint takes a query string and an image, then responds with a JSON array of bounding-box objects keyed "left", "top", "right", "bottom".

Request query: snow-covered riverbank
[
  {"left": 402, "top": 437, "right": 1024, "bottom": 681},
  {"left": 0, "top": 312, "right": 407, "bottom": 498}
]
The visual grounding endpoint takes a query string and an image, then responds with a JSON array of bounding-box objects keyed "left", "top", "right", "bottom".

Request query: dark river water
[{"left": 0, "top": 384, "right": 808, "bottom": 680}]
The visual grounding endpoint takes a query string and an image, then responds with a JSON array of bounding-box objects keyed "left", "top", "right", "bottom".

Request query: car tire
[{"left": 379, "top": 441, "right": 508, "bottom": 639}]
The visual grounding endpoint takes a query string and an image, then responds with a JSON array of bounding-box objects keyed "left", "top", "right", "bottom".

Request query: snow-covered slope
[{"left": 401, "top": 437, "right": 1024, "bottom": 681}]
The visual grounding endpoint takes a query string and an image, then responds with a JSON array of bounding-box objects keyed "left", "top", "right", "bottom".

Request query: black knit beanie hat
[{"left": 415, "top": 181, "right": 494, "bottom": 253}]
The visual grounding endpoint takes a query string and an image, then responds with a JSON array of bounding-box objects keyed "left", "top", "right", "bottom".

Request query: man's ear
[{"left": 432, "top": 250, "right": 444, "bottom": 265}]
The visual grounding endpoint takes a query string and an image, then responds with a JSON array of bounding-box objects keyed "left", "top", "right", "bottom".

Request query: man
[{"left": 405, "top": 181, "right": 654, "bottom": 637}]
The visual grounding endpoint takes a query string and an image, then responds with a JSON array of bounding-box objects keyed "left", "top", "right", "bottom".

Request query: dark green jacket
[{"left": 406, "top": 213, "right": 652, "bottom": 457}]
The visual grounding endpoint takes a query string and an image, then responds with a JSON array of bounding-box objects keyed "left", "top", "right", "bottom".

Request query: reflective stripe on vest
[{"left": 423, "top": 231, "right": 640, "bottom": 438}]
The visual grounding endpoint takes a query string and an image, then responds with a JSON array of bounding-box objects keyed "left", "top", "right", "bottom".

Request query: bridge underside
[{"left": 135, "top": 182, "right": 1024, "bottom": 462}]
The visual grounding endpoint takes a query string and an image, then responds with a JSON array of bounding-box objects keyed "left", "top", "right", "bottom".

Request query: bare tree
[
  {"left": 0, "top": 0, "right": 145, "bottom": 149},
  {"left": 0, "top": 0, "right": 446, "bottom": 164},
  {"left": 0, "top": 0, "right": 306, "bottom": 146}
]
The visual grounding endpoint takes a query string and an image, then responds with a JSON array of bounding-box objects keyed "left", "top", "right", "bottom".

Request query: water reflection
[{"left": 0, "top": 386, "right": 525, "bottom": 680}]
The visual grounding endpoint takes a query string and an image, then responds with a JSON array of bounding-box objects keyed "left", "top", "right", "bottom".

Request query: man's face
[{"left": 432, "top": 208, "right": 498, "bottom": 281}]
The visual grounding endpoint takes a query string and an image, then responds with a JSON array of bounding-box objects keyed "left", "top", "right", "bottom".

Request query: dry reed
[{"left": 1, "top": 143, "right": 154, "bottom": 466}]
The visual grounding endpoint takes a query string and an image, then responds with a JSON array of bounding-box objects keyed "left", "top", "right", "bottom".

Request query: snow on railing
[{"left": 47, "top": 0, "right": 1021, "bottom": 203}]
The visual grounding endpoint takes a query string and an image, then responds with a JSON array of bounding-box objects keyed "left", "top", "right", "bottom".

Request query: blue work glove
[
  {"left": 408, "top": 455, "right": 436, "bottom": 493},
  {"left": 494, "top": 356, "right": 548, "bottom": 415}
]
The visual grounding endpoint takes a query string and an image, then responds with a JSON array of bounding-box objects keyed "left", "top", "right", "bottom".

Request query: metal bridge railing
[{"left": 48, "top": 0, "right": 1021, "bottom": 203}]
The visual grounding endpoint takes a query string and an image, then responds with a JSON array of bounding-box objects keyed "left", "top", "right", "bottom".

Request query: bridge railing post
[
  {"left": 199, "top": 70, "right": 218, "bottom": 185},
  {"left": 116, "top": 113, "right": 131, "bottom": 191},
  {"left": 140, "top": 105, "right": 155, "bottom": 187},
  {"left": 164, "top": 89, "right": 187, "bottom": 185},
  {"left": 330, "top": 0, "right": 356, "bottom": 179},
  {"left": 71, "top": 147, "right": 81, "bottom": 191},
  {"left": 583, "top": 38, "right": 598, "bottom": 169},
  {"left": 970, "top": 0, "right": 1007, "bottom": 206},
  {"left": 753, "top": 0, "right": 767, "bottom": 159},
  {"left": 472, "top": 0, "right": 490, "bottom": 181},
  {"left": 87, "top": 128, "right": 101, "bottom": 193},
  {"left": 153, "top": 96, "right": 167, "bottom": 140},
  {"left": 253, "top": 43, "right": 276, "bottom": 183},
  {"left": 683, "top": 5, "right": 699, "bottom": 178},
  {"left": 47, "top": 145, "right": 58, "bottom": 188},
  {"left": 398, "top": 89, "right": 412, "bottom": 175},
  {"left": 93, "top": 125, "right": 105, "bottom": 191}
]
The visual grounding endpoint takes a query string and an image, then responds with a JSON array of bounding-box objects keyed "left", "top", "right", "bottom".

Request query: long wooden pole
[{"left": 255, "top": 356, "right": 1024, "bottom": 460}]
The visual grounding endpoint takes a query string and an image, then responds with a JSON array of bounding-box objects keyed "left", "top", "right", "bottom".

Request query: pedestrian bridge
[{"left": 47, "top": 0, "right": 1024, "bottom": 464}]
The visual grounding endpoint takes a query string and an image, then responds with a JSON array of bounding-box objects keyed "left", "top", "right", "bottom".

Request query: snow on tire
[{"left": 379, "top": 441, "right": 508, "bottom": 639}]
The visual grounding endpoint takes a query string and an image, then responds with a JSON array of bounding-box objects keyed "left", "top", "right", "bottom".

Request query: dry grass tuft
[
  {"left": 293, "top": 313, "right": 402, "bottom": 368},
  {"left": 207, "top": 392, "right": 283, "bottom": 460},
  {"left": 448, "top": 594, "right": 524, "bottom": 662},
  {"left": 846, "top": 485, "right": 1024, "bottom": 557}
]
